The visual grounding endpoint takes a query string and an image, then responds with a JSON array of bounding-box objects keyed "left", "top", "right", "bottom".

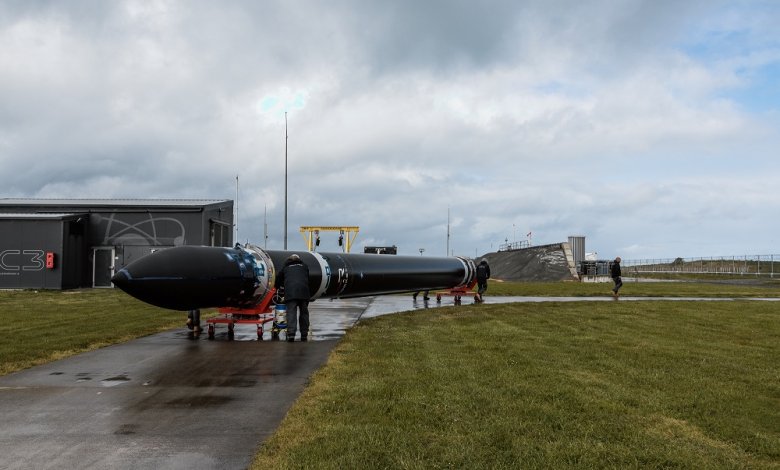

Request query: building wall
[
  {"left": 568, "top": 236, "right": 585, "bottom": 267},
  {"left": 61, "top": 217, "right": 88, "bottom": 289},
  {"left": 0, "top": 219, "right": 64, "bottom": 288},
  {"left": 87, "top": 210, "right": 208, "bottom": 247},
  {"left": 0, "top": 200, "right": 233, "bottom": 289}
]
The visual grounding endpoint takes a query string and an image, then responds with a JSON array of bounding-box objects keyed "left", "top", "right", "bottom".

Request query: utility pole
[
  {"left": 284, "top": 112, "right": 288, "bottom": 250},
  {"left": 234, "top": 175, "right": 239, "bottom": 245},
  {"left": 446, "top": 207, "right": 450, "bottom": 256}
]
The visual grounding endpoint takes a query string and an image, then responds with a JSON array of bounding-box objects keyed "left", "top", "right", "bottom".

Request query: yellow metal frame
[{"left": 300, "top": 226, "right": 360, "bottom": 253}]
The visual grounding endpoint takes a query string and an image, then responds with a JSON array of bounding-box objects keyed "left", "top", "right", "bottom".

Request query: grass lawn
[
  {"left": 487, "top": 279, "right": 780, "bottom": 297},
  {"left": 253, "top": 300, "right": 780, "bottom": 469},
  {"left": 0, "top": 289, "right": 187, "bottom": 376}
]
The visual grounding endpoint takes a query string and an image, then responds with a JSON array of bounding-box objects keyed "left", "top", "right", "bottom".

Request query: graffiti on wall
[
  {"left": 96, "top": 213, "right": 187, "bottom": 246},
  {"left": 0, "top": 250, "right": 45, "bottom": 274}
]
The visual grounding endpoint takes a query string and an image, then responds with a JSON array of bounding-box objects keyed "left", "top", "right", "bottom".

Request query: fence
[
  {"left": 622, "top": 255, "right": 779, "bottom": 278},
  {"left": 498, "top": 240, "right": 530, "bottom": 252}
]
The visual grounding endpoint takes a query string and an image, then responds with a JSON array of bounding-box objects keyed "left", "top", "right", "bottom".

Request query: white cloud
[{"left": 1, "top": 0, "right": 779, "bottom": 258}]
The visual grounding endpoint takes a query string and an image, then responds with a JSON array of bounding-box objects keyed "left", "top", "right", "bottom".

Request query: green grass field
[
  {"left": 1, "top": 284, "right": 779, "bottom": 468},
  {"left": 253, "top": 300, "right": 780, "bottom": 469},
  {"left": 487, "top": 279, "right": 780, "bottom": 297},
  {"left": 0, "top": 289, "right": 186, "bottom": 375}
]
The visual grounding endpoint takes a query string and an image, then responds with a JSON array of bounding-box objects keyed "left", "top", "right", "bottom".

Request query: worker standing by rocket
[{"left": 274, "top": 254, "right": 311, "bottom": 342}]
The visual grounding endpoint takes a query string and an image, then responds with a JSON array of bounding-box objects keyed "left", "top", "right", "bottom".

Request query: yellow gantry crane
[{"left": 300, "top": 226, "right": 360, "bottom": 253}]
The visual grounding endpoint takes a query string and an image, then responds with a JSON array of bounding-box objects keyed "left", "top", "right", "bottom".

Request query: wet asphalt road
[
  {"left": 2, "top": 294, "right": 777, "bottom": 469},
  {"left": 0, "top": 297, "right": 375, "bottom": 470}
]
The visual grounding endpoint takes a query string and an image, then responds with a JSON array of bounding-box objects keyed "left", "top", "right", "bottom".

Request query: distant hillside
[{"left": 480, "top": 243, "right": 578, "bottom": 281}]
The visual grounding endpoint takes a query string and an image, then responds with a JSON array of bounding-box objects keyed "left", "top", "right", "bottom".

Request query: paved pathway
[{"left": 0, "top": 299, "right": 372, "bottom": 470}]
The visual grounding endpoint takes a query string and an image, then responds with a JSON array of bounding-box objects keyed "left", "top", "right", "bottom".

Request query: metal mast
[
  {"left": 264, "top": 204, "right": 268, "bottom": 249},
  {"left": 234, "top": 175, "right": 239, "bottom": 245},
  {"left": 446, "top": 207, "right": 450, "bottom": 256},
  {"left": 284, "top": 112, "right": 288, "bottom": 250}
]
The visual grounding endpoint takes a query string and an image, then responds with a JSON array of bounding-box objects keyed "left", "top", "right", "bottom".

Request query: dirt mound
[{"left": 480, "top": 243, "right": 577, "bottom": 281}]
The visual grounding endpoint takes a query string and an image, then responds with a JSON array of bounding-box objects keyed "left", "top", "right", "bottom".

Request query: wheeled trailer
[
  {"left": 205, "top": 288, "right": 286, "bottom": 340},
  {"left": 434, "top": 283, "right": 480, "bottom": 304}
]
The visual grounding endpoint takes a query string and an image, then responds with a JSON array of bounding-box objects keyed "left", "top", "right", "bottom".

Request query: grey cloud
[
  {"left": 2, "top": 0, "right": 779, "bottom": 259},
  {"left": 336, "top": 0, "right": 523, "bottom": 75}
]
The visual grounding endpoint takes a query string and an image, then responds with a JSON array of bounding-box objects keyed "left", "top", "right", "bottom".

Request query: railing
[
  {"left": 498, "top": 240, "right": 530, "bottom": 252},
  {"left": 622, "top": 255, "right": 779, "bottom": 278}
]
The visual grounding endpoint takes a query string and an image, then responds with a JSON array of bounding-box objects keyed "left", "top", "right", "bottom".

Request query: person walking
[
  {"left": 274, "top": 254, "right": 311, "bottom": 342},
  {"left": 186, "top": 308, "right": 202, "bottom": 338},
  {"left": 611, "top": 256, "right": 623, "bottom": 299},
  {"left": 476, "top": 259, "right": 491, "bottom": 302},
  {"left": 412, "top": 290, "right": 430, "bottom": 301}
]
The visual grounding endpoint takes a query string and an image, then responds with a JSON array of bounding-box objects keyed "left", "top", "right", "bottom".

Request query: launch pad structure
[{"left": 300, "top": 226, "right": 359, "bottom": 253}]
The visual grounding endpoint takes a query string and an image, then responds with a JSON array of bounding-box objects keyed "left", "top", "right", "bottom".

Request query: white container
[{"left": 274, "top": 303, "right": 287, "bottom": 324}]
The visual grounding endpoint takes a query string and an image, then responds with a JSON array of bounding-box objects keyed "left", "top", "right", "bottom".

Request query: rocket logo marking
[{"left": 337, "top": 267, "right": 349, "bottom": 294}]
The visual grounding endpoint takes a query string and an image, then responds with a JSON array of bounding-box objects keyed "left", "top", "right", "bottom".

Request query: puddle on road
[
  {"left": 165, "top": 395, "right": 233, "bottom": 407},
  {"left": 101, "top": 375, "right": 131, "bottom": 387}
]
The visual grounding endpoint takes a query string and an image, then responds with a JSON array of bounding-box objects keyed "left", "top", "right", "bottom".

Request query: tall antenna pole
[
  {"left": 264, "top": 204, "right": 268, "bottom": 249},
  {"left": 234, "top": 175, "right": 239, "bottom": 245},
  {"left": 284, "top": 111, "right": 288, "bottom": 250},
  {"left": 446, "top": 207, "right": 450, "bottom": 256}
]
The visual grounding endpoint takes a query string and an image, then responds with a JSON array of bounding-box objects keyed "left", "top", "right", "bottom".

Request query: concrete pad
[{"left": 0, "top": 298, "right": 371, "bottom": 470}]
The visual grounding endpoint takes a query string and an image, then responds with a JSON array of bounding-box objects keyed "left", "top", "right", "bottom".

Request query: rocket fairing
[{"left": 111, "top": 244, "right": 477, "bottom": 311}]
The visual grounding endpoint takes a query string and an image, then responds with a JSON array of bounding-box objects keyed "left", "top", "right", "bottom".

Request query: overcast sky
[{"left": 2, "top": 0, "right": 779, "bottom": 259}]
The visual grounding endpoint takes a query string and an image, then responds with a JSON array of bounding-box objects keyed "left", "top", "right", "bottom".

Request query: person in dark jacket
[
  {"left": 186, "top": 308, "right": 202, "bottom": 338},
  {"left": 476, "top": 259, "right": 491, "bottom": 302},
  {"left": 611, "top": 256, "right": 622, "bottom": 299},
  {"left": 274, "top": 254, "right": 311, "bottom": 342},
  {"left": 412, "top": 290, "right": 430, "bottom": 301}
]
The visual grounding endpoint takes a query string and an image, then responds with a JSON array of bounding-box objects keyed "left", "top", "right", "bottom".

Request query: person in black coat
[
  {"left": 476, "top": 259, "right": 491, "bottom": 302},
  {"left": 274, "top": 254, "right": 311, "bottom": 342},
  {"left": 611, "top": 256, "right": 623, "bottom": 299},
  {"left": 412, "top": 290, "right": 430, "bottom": 301}
]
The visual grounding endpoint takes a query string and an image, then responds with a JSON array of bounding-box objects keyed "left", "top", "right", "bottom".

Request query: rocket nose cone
[
  {"left": 110, "top": 245, "right": 256, "bottom": 311},
  {"left": 111, "top": 269, "right": 130, "bottom": 288}
]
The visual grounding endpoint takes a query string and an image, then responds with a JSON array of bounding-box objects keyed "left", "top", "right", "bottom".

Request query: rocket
[{"left": 111, "top": 244, "right": 477, "bottom": 311}]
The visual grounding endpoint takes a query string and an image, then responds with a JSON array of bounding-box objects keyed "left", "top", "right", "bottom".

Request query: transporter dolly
[
  {"left": 435, "top": 282, "right": 479, "bottom": 304},
  {"left": 205, "top": 288, "right": 286, "bottom": 340}
]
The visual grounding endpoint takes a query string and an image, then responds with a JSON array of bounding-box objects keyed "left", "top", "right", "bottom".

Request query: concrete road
[{"left": 0, "top": 298, "right": 374, "bottom": 470}]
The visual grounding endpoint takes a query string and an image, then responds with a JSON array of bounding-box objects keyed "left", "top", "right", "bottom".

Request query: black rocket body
[{"left": 111, "top": 244, "right": 477, "bottom": 311}]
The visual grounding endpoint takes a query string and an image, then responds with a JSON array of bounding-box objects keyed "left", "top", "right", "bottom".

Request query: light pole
[
  {"left": 419, "top": 248, "right": 425, "bottom": 256},
  {"left": 234, "top": 175, "right": 239, "bottom": 245},
  {"left": 284, "top": 111, "right": 288, "bottom": 250},
  {"left": 263, "top": 204, "right": 268, "bottom": 249},
  {"left": 446, "top": 207, "right": 450, "bottom": 256}
]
